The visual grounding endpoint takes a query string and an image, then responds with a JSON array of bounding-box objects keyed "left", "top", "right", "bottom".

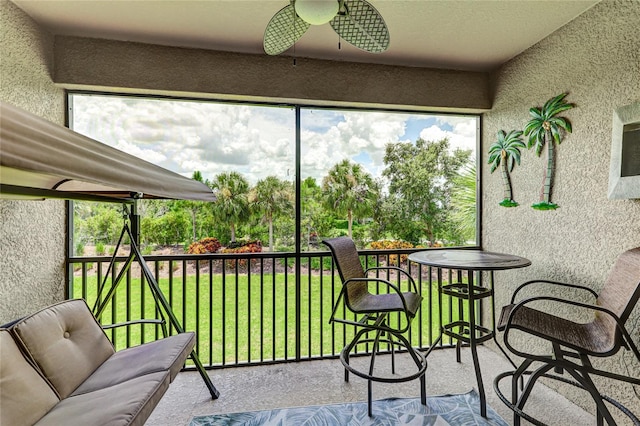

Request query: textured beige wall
[
  {"left": 483, "top": 0, "right": 640, "bottom": 418},
  {"left": 53, "top": 36, "right": 491, "bottom": 113},
  {"left": 0, "top": 0, "right": 66, "bottom": 324}
]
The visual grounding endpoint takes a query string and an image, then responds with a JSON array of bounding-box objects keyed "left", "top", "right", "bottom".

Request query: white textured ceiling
[{"left": 11, "top": 0, "right": 599, "bottom": 71}]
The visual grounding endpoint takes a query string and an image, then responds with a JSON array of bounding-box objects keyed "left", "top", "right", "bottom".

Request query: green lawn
[{"left": 73, "top": 272, "right": 464, "bottom": 366}]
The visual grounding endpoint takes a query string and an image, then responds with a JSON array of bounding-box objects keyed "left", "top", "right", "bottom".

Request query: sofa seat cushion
[
  {"left": 11, "top": 299, "right": 115, "bottom": 398},
  {"left": 34, "top": 371, "right": 170, "bottom": 426},
  {"left": 72, "top": 332, "right": 195, "bottom": 396},
  {"left": 0, "top": 330, "right": 60, "bottom": 426}
]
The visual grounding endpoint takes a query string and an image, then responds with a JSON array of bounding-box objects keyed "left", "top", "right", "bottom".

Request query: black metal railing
[{"left": 67, "top": 248, "right": 477, "bottom": 369}]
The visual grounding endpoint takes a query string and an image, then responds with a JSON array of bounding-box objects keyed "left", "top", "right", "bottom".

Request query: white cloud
[
  {"left": 71, "top": 95, "right": 477, "bottom": 186},
  {"left": 419, "top": 125, "right": 449, "bottom": 143},
  {"left": 421, "top": 116, "right": 477, "bottom": 156},
  {"left": 300, "top": 111, "right": 408, "bottom": 181}
]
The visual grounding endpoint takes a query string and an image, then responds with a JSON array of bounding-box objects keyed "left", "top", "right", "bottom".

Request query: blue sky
[{"left": 70, "top": 94, "right": 477, "bottom": 185}]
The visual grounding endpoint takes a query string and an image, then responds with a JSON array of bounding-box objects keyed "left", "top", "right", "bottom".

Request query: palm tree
[
  {"left": 210, "top": 171, "right": 250, "bottom": 243},
  {"left": 488, "top": 129, "right": 525, "bottom": 207},
  {"left": 248, "top": 176, "right": 293, "bottom": 251},
  {"left": 450, "top": 163, "right": 477, "bottom": 243},
  {"left": 524, "top": 92, "right": 574, "bottom": 210},
  {"left": 322, "top": 159, "right": 376, "bottom": 239}
]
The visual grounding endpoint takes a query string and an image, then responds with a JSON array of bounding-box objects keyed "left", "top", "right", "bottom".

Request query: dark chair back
[
  {"left": 322, "top": 237, "right": 369, "bottom": 309},
  {"left": 595, "top": 247, "right": 640, "bottom": 349}
]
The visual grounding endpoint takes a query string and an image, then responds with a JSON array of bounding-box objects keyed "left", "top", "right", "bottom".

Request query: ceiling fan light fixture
[{"left": 294, "top": 0, "right": 339, "bottom": 25}]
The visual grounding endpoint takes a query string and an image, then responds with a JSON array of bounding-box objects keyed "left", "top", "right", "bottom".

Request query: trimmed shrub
[
  {"left": 200, "top": 237, "right": 222, "bottom": 253},
  {"left": 187, "top": 242, "right": 206, "bottom": 254},
  {"left": 369, "top": 239, "right": 414, "bottom": 264},
  {"left": 187, "top": 237, "right": 221, "bottom": 255},
  {"left": 221, "top": 240, "right": 262, "bottom": 268}
]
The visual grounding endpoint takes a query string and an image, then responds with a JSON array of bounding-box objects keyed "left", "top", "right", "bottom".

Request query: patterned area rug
[{"left": 189, "top": 390, "right": 508, "bottom": 425}]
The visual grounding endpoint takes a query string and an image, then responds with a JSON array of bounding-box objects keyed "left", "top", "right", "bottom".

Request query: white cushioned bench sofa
[{"left": 0, "top": 299, "right": 195, "bottom": 426}]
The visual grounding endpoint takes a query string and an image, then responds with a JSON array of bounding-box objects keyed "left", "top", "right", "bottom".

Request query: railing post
[{"left": 295, "top": 106, "right": 302, "bottom": 361}]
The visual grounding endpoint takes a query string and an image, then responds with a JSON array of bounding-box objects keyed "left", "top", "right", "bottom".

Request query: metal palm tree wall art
[
  {"left": 524, "top": 93, "right": 575, "bottom": 210},
  {"left": 488, "top": 130, "right": 525, "bottom": 207}
]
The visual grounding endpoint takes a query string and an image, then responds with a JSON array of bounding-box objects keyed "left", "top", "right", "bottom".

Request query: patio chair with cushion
[
  {"left": 494, "top": 247, "right": 640, "bottom": 425},
  {"left": 322, "top": 237, "right": 427, "bottom": 417}
]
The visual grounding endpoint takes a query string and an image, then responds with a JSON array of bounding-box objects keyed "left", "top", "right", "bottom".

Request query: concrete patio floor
[{"left": 147, "top": 345, "right": 598, "bottom": 425}]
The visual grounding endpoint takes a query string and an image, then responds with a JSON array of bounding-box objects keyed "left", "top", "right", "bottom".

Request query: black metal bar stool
[
  {"left": 494, "top": 247, "right": 640, "bottom": 425},
  {"left": 323, "top": 237, "right": 427, "bottom": 417}
]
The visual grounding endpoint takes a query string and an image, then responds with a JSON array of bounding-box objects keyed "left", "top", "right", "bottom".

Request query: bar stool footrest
[{"left": 340, "top": 337, "right": 427, "bottom": 383}]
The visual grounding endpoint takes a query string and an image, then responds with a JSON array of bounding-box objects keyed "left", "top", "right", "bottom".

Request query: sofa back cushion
[
  {"left": 0, "top": 329, "right": 60, "bottom": 425},
  {"left": 11, "top": 299, "right": 115, "bottom": 398}
]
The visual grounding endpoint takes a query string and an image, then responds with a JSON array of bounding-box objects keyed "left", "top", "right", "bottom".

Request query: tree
[
  {"left": 81, "top": 204, "right": 122, "bottom": 245},
  {"left": 175, "top": 170, "right": 210, "bottom": 242},
  {"left": 301, "top": 177, "right": 333, "bottom": 250},
  {"left": 210, "top": 171, "right": 250, "bottom": 243},
  {"left": 488, "top": 130, "right": 525, "bottom": 207},
  {"left": 248, "top": 176, "right": 294, "bottom": 251},
  {"left": 140, "top": 210, "right": 190, "bottom": 246},
  {"left": 322, "top": 160, "right": 377, "bottom": 239},
  {"left": 367, "top": 177, "right": 388, "bottom": 242},
  {"left": 524, "top": 92, "right": 574, "bottom": 210},
  {"left": 382, "top": 138, "right": 470, "bottom": 244}
]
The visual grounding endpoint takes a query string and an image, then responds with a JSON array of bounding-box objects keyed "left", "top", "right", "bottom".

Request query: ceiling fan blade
[
  {"left": 330, "top": 0, "right": 389, "bottom": 53},
  {"left": 263, "top": 4, "right": 311, "bottom": 55}
]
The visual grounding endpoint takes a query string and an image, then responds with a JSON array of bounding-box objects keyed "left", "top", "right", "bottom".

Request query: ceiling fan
[{"left": 263, "top": 0, "right": 390, "bottom": 56}]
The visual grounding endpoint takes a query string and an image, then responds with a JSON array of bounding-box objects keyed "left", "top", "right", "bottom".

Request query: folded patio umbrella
[{"left": 0, "top": 101, "right": 215, "bottom": 202}]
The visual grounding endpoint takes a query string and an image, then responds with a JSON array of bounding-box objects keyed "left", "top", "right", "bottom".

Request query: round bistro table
[{"left": 408, "top": 249, "right": 531, "bottom": 417}]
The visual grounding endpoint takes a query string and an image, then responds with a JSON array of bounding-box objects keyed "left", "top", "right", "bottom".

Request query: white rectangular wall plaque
[{"left": 608, "top": 101, "right": 640, "bottom": 199}]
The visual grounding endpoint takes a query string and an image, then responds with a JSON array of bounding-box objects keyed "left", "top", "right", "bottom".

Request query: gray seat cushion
[
  {"left": 11, "top": 299, "right": 115, "bottom": 398},
  {"left": 72, "top": 332, "right": 195, "bottom": 396},
  {"left": 34, "top": 371, "right": 170, "bottom": 426},
  {"left": 0, "top": 329, "right": 60, "bottom": 426}
]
